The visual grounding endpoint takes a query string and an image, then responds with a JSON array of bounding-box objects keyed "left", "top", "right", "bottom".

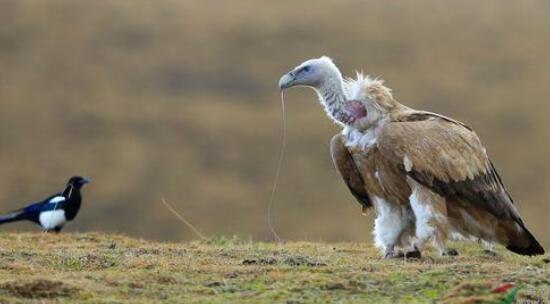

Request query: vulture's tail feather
[
  {"left": 506, "top": 224, "right": 545, "bottom": 256},
  {"left": 0, "top": 210, "right": 27, "bottom": 225}
]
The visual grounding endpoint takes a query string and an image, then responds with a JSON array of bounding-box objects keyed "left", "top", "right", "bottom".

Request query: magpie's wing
[
  {"left": 0, "top": 192, "right": 68, "bottom": 226},
  {"left": 23, "top": 192, "right": 65, "bottom": 213},
  {"left": 43, "top": 193, "right": 66, "bottom": 204}
]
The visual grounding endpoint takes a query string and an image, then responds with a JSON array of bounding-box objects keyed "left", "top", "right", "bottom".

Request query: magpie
[{"left": 0, "top": 176, "right": 89, "bottom": 232}]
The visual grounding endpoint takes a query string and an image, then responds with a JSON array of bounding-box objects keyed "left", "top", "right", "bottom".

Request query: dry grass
[{"left": 0, "top": 233, "right": 547, "bottom": 303}]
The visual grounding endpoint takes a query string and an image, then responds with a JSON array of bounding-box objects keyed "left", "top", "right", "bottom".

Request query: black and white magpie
[{"left": 0, "top": 176, "right": 89, "bottom": 232}]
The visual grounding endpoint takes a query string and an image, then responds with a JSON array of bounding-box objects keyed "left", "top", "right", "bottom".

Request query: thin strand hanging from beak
[{"left": 267, "top": 91, "right": 287, "bottom": 242}]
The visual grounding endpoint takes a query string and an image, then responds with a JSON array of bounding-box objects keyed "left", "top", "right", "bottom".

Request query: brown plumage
[
  {"left": 280, "top": 56, "right": 544, "bottom": 256},
  {"left": 377, "top": 112, "right": 543, "bottom": 255},
  {"left": 330, "top": 135, "right": 372, "bottom": 212}
]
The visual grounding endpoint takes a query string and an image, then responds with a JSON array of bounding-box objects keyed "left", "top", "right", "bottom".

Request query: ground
[{"left": 0, "top": 233, "right": 547, "bottom": 303}]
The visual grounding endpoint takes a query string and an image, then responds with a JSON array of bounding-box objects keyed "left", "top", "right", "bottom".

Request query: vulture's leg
[
  {"left": 330, "top": 134, "right": 419, "bottom": 259},
  {"left": 383, "top": 245, "right": 399, "bottom": 259},
  {"left": 407, "top": 178, "right": 451, "bottom": 256},
  {"left": 398, "top": 208, "right": 419, "bottom": 258},
  {"left": 477, "top": 240, "right": 497, "bottom": 257},
  {"left": 373, "top": 198, "right": 417, "bottom": 259}
]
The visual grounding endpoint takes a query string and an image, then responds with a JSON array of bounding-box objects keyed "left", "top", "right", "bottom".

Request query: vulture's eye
[{"left": 302, "top": 66, "right": 311, "bottom": 73}]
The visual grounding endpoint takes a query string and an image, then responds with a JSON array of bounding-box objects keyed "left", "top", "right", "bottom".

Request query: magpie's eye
[{"left": 302, "top": 66, "right": 311, "bottom": 73}]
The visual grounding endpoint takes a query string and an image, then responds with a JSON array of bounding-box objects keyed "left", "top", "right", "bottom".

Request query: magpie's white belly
[{"left": 39, "top": 210, "right": 67, "bottom": 229}]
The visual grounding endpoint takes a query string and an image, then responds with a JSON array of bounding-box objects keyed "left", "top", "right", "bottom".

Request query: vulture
[{"left": 278, "top": 56, "right": 544, "bottom": 257}]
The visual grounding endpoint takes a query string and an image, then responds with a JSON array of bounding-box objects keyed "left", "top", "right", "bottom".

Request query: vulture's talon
[
  {"left": 404, "top": 249, "right": 422, "bottom": 259},
  {"left": 444, "top": 248, "right": 459, "bottom": 256}
]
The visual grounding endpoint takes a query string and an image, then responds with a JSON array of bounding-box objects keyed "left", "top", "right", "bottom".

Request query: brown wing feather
[
  {"left": 330, "top": 134, "right": 372, "bottom": 210},
  {"left": 377, "top": 114, "right": 544, "bottom": 255},
  {"left": 376, "top": 115, "right": 517, "bottom": 220}
]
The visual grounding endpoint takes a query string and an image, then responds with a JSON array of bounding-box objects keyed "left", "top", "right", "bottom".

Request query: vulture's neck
[{"left": 316, "top": 79, "right": 347, "bottom": 126}]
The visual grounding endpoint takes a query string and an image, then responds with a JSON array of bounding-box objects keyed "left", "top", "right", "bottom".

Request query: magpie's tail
[{"left": 0, "top": 210, "right": 27, "bottom": 225}]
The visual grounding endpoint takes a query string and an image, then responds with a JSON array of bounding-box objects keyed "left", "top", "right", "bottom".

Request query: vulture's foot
[
  {"left": 383, "top": 251, "right": 403, "bottom": 259},
  {"left": 482, "top": 249, "right": 498, "bottom": 257},
  {"left": 443, "top": 248, "right": 459, "bottom": 256},
  {"left": 383, "top": 246, "right": 402, "bottom": 259},
  {"left": 403, "top": 249, "right": 422, "bottom": 259},
  {"left": 383, "top": 249, "right": 421, "bottom": 259}
]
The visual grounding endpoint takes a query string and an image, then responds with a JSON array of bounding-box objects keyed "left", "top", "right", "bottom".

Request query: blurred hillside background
[{"left": 0, "top": 0, "right": 549, "bottom": 247}]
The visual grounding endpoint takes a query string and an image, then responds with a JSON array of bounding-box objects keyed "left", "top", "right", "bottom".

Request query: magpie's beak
[
  {"left": 81, "top": 178, "right": 90, "bottom": 184},
  {"left": 278, "top": 71, "right": 296, "bottom": 90}
]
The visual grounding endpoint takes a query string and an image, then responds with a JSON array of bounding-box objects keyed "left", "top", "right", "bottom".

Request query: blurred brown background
[{"left": 0, "top": 0, "right": 549, "bottom": 247}]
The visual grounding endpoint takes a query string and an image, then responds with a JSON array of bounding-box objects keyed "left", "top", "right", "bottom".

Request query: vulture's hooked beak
[{"left": 278, "top": 71, "right": 296, "bottom": 90}]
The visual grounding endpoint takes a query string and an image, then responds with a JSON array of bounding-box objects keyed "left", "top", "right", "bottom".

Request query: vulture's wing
[
  {"left": 376, "top": 114, "right": 544, "bottom": 255},
  {"left": 378, "top": 116, "right": 511, "bottom": 218},
  {"left": 330, "top": 134, "right": 372, "bottom": 211}
]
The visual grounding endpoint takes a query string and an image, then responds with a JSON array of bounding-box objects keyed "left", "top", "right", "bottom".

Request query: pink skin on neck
[
  {"left": 338, "top": 100, "right": 367, "bottom": 124},
  {"left": 345, "top": 100, "right": 367, "bottom": 119}
]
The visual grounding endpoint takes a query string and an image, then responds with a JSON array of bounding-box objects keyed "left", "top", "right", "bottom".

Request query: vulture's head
[{"left": 278, "top": 56, "right": 343, "bottom": 90}]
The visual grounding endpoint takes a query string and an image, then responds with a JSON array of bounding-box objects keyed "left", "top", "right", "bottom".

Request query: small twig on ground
[{"left": 161, "top": 198, "right": 207, "bottom": 241}]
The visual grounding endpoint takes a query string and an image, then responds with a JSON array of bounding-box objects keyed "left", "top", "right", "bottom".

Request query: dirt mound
[{"left": 0, "top": 279, "right": 81, "bottom": 299}]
